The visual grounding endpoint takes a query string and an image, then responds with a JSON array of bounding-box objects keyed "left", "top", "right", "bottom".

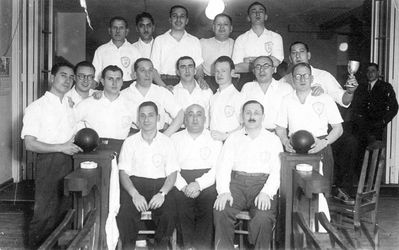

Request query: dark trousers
[
  {"left": 116, "top": 176, "right": 176, "bottom": 250},
  {"left": 29, "top": 152, "right": 73, "bottom": 248},
  {"left": 320, "top": 144, "right": 334, "bottom": 195},
  {"left": 175, "top": 169, "right": 217, "bottom": 250},
  {"left": 214, "top": 173, "right": 277, "bottom": 250}
]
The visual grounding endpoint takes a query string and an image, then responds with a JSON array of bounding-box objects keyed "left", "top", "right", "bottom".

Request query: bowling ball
[
  {"left": 290, "top": 130, "right": 315, "bottom": 154},
  {"left": 74, "top": 128, "right": 100, "bottom": 152}
]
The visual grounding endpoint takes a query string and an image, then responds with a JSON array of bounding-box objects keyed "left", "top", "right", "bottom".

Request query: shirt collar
[
  {"left": 217, "top": 83, "right": 235, "bottom": 93},
  {"left": 108, "top": 39, "right": 130, "bottom": 48},
  {"left": 249, "top": 27, "right": 267, "bottom": 36},
  {"left": 45, "top": 91, "right": 68, "bottom": 104},
  {"left": 138, "top": 38, "right": 153, "bottom": 45}
]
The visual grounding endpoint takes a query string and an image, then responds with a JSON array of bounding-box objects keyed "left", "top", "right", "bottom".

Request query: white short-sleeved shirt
[
  {"left": 171, "top": 129, "right": 222, "bottom": 191},
  {"left": 65, "top": 87, "right": 95, "bottom": 107},
  {"left": 121, "top": 83, "right": 182, "bottom": 130},
  {"left": 74, "top": 95, "right": 134, "bottom": 140},
  {"left": 92, "top": 40, "right": 141, "bottom": 82},
  {"left": 210, "top": 84, "right": 244, "bottom": 133},
  {"left": 216, "top": 128, "right": 283, "bottom": 198},
  {"left": 275, "top": 91, "right": 343, "bottom": 137},
  {"left": 150, "top": 30, "right": 203, "bottom": 75},
  {"left": 132, "top": 38, "right": 154, "bottom": 59},
  {"left": 21, "top": 91, "right": 77, "bottom": 144},
  {"left": 241, "top": 79, "right": 293, "bottom": 129},
  {"left": 282, "top": 66, "right": 347, "bottom": 107},
  {"left": 200, "top": 37, "right": 234, "bottom": 76},
  {"left": 118, "top": 132, "right": 179, "bottom": 179},
  {"left": 232, "top": 28, "right": 284, "bottom": 64}
]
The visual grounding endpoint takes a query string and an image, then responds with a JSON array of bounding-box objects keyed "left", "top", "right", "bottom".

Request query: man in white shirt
[
  {"left": 232, "top": 2, "right": 284, "bottom": 90},
  {"left": 21, "top": 62, "right": 82, "bottom": 247},
  {"left": 172, "top": 104, "right": 222, "bottom": 250},
  {"left": 121, "top": 58, "right": 184, "bottom": 136},
  {"left": 198, "top": 13, "right": 235, "bottom": 93},
  {"left": 133, "top": 12, "right": 155, "bottom": 59},
  {"left": 65, "top": 61, "right": 96, "bottom": 106},
  {"left": 150, "top": 5, "right": 203, "bottom": 86},
  {"left": 92, "top": 16, "right": 141, "bottom": 90},
  {"left": 214, "top": 100, "right": 283, "bottom": 249},
  {"left": 173, "top": 56, "right": 213, "bottom": 124},
  {"left": 241, "top": 56, "right": 293, "bottom": 130},
  {"left": 74, "top": 65, "right": 134, "bottom": 140},
  {"left": 117, "top": 101, "right": 178, "bottom": 250},
  {"left": 209, "top": 56, "right": 244, "bottom": 141}
]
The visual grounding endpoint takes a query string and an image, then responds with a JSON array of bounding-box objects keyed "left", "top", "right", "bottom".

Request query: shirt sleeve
[
  {"left": 21, "top": 103, "right": 41, "bottom": 139},
  {"left": 162, "top": 88, "right": 182, "bottom": 118},
  {"left": 195, "top": 140, "right": 222, "bottom": 190},
  {"left": 324, "top": 96, "right": 344, "bottom": 125},
  {"left": 92, "top": 47, "right": 102, "bottom": 83},
  {"left": 118, "top": 138, "right": 134, "bottom": 176},
  {"left": 271, "top": 33, "right": 284, "bottom": 63},
  {"left": 232, "top": 35, "right": 245, "bottom": 64},
  {"left": 165, "top": 140, "right": 180, "bottom": 176},
  {"left": 216, "top": 135, "right": 236, "bottom": 194},
  {"left": 192, "top": 37, "right": 204, "bottom": 67},
  {"left": 316, "top": 71, "right": 347, "bottom": 107},
  {"left": 260, "top": 137, "right": 283, "bottom": 197},
  {"left": 150, "top": 37, "right": 162, "bottom": 73},
  {"left": 175, "top": 172, "right": 188, "bottom": 191},
  {"left": 275, "top": 97, "right": 289, "bottom": 128}
]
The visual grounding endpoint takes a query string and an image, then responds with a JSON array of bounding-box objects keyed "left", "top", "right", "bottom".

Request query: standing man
[
  {"left": 92, "top": 16, "right": 141, "bottom": 90},
  {"left": 21, "top": 62, "right": 82, "bottom": 247},
  {"left": 232, "top": 2, "right": 284, "bottom": 89},
  {"left": 214, "top": 100, "right": 282, "bottom": 249},
  {"left": 117, "top": 101, "right": 178, "bottom": 250},
  {"left": 74, "top": 65, "right": 134, "bottom": 140},
  {"left": 199, "top": 13, "right": 235, "bottom": 93},
  {"left": 121, "top": 58, "right": 184, "bottom": 136},
  {"left": 151, "top": 5, "right": 203, "bottom": 86},
  {"left": 209, "top": 56, "right": 244, "bottom": 141},
  {"left": 241, "top": 56, "right": 293, "bottom": 130},
  {"left": 172, "top": 104, "right": 222, "bottom": 250},
  {"left": 133, "top": 12, "right": 155, "bottom": 59},
  {"left": 65, "top": 61, "right": 96, "bottom": 106}
]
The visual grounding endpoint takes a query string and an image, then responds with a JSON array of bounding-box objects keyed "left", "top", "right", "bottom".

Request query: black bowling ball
[
  {"left": 74, "top": 128, "right": 100, "bottom": 152},
  {"left": 290, "top": 130, "right": 315, "bottom": 154}
]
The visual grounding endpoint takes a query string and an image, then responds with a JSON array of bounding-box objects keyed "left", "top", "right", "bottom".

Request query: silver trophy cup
[{"left": 348, "top": 60, "right": 360, "bottom": 77}]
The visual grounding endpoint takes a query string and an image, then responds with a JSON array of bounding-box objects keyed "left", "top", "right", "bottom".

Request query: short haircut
[
  {"left": 74, "top": 61, "right": 95, "bottom": 74},
  {"left": 213, "top": 13, "right": 232, "bottom": 25},
  {"left": 134, "top": 58, "right": 152, "bottom": 71},
  {"left": 242, "top": 100, "right": 264, "bottom": 114},
  {"left": 169, "top": 5, "right": 188, "bottom": 18},
  {"left": 185, "top": 104, "right": 205, "bottom": 116},
  {"left": 247, "top": 1, "right": 267, "bottom": 15},
  {"left": 109, "top": 16, "right": 128, "bottom": 28},
  {"left": 138, "top": 101, "right": 158, "bottom": 115},
  {"left": 101, "top": 65, "right": 123, "bottom": 79},
  {"left": 253, "top": 56, "right": 274, "bottom": 67},
  {"left": 291, "top": 62, "right": 312, "bottom": 76},
  {"left": 51, "top": 62, "right": 74, "bottom": 76},
  {"left": 367, "top": 62, "right": 379, "bottom": 71},
  {"left": 176, "top": 56, "right": 196, "bottom": 70},
  {"left": 289, "top": 41, "right": 310, "bottom": 53},
  {"left": 135, "top": 12, "right": 154, "bottom": 26},
  {"left": 214, "top": 56, "right": 235, "bottom": 70}
]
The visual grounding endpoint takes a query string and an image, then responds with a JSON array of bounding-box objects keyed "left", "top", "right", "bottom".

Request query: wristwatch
[{"left": 158, "top": 191, "right": 167, "bottom": 197}]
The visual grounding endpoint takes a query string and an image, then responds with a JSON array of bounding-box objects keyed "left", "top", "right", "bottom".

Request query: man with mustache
[{"left": 214, "top": 100, "right": 282, "bottom": 249}]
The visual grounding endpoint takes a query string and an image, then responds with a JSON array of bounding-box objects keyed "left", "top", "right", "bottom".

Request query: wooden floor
[{"left": 0, "top": 181, "right": 398, "bottom": 249}]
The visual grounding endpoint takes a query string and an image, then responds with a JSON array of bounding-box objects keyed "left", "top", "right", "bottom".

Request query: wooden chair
[{"left": 329, "top": 141, "right": 385, "bottom": 249}]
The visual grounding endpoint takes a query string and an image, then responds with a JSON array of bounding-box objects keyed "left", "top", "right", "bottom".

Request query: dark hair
[
  {"left": 74, "top": 61, "right": 95, "bottom": 74},
  {"left": 289, "top": 41, "right": 310, "bottom": 53},
  {"left": 213, "top": 13, "right": 232, "bottom": 25},
  {"left": 242, "top": 100, "right": 264, "bottom": 114},
  {"left": 109, "top": 16, "right": 128, "bottom": 28},
  {"left": 134, "top": 58, "right": 152, "bottom": 71},
  {"left": 176, "top": 56, "right": 196, "bottom": 70},
  {"left": 247, "top": 1, "right": 267, "bottom": 15},
  {"left": 367, "top": 62, "right": 379, "bottom": 71},
  {"left": 139, "top": 101, "right": 158, "bottom": 115},
  {"left": 169, "top": 5, "right": 189, "bottom": 18},
  {"left": 291, "top": 62, "right": 312, "bottom": 76},
  {"left": 135, "top": 12, "right": 154, "bottom": 26},
  {"left": 51, "top": 62, "right": 74, "bottom": 76},
  {"left": 214, "top": 56, "right": 235, "bottom": 70},
  {"left": 101, "top": 65, "right": 123, "bottom": 79}
]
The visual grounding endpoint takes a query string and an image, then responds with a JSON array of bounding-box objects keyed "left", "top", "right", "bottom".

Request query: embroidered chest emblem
[
  {"left": 121, "top": 57, "right": 131, "bottom": 68},
  {"left": 224, "top": 105, "right": 235, "bottom": 117},
  {"left": 264, "top": 42, "right": 273, "bottom": 54},
  {"left": 312, "top": 102, "right": 324, "bottom": 116}
]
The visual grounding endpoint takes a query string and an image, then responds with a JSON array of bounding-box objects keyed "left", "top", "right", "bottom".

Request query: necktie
[{"left": 368, "top": 83, "right": 372, "bottom": 92}]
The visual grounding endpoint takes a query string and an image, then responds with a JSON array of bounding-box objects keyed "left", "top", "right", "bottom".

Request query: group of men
[{"left": 21, "top": 1, "right": 398, "bottom": 249}]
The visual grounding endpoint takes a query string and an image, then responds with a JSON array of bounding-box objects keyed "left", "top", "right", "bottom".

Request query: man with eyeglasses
[
  {"left": 241, "top": 56, "right": 292, "bottom": 130},
  {"left": 92, "top": 16, "right": 141, "bottom": 90},
  {"left": 65, "top": 61, "right": 96, "bottom": 106}
]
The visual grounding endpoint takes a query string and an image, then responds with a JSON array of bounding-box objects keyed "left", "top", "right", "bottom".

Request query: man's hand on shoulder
[
  {"left": 211, "top": 130, "right": 229, "bottom": 142},
  {"left": 92, "top": 90, "right": 103, "bottom": 100},
  {"left": 255, "top": 192, "right": 271, "bottom": 210},
  {"left": 311, "top": 84, "right": 324, "bottom": 96},
  {"left": 132, "top": 192, "right": 148, "bottom": 212},
  {"left": 213, "top": 192, "right": 233, "bottom": 211}
]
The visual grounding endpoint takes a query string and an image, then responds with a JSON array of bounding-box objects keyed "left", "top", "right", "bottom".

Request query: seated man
[
  {"left": 74, "top": 65, "right": 134, "bottom": 140},
  {"left": 276, "top": 62, "right": 343, "bottom": 187},
  {"left": 117, "top": 101, "right": 178, "bottom": 249},
  {"left": 65, "top": 61, "right": 96, "bottom": 106},
  {"left": 214, "top": 100, "right": 283, "bottom": 249},
  {"left": 172, "top": 104, "right": 222, "bottom": 249}
]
